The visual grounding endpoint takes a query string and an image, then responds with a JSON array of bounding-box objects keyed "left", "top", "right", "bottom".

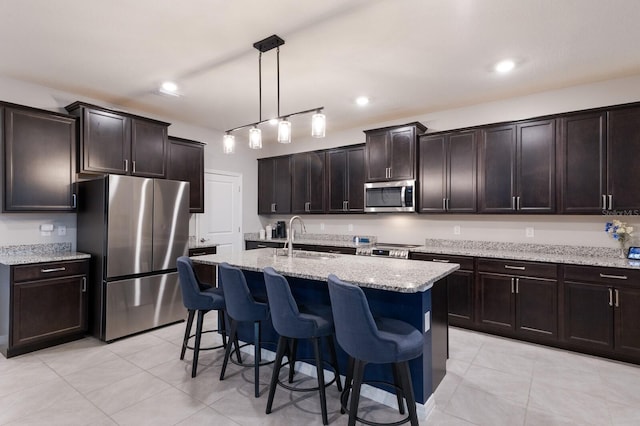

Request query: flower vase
[{"left": 619, "top": 244, "right": 627, "bottom": 259}]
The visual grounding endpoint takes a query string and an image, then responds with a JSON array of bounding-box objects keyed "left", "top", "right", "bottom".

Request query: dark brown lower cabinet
[
  {"left": 1, "top": 259, "right": 89, "bottom": 358},
  {"left": 189, "top": 246, "right": 217, "bottom": 287},
  {"left": 477, "top": 259, "right": 558, "bottom": 341},
  {"left": 563, "top": 265, "right": 640, "bottom": 360}
]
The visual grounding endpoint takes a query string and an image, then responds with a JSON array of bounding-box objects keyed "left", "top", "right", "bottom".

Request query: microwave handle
[{"left": 401, "top": 185, "right": 406, "bottom": 207}]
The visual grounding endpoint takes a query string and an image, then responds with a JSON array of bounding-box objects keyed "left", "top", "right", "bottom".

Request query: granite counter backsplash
[
  {"left": 0, "top": 243, "right": 90, "bottom": 266},
  {"left": 413, "top": 239, "right": 637, "bottom": 269},
  {"left": 244, "top": 233, "right": 377, "bottom": 248}
]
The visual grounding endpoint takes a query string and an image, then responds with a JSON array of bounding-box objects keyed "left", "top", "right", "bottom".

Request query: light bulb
[
  {"left": 311, "top": 112, "right": 326, "bottom": 138},
  {"left": 223, "top": 133, "right": 235, "bottom": 154},
  {"left": 249, "top": 127, "right": 262, "bottom": 149},
  {"left": 277, "top": 119, "right": 291, "bottom": 144}
]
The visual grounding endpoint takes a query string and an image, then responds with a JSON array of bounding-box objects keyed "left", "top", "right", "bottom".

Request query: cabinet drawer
[
  {"left": 293, "top": 244, "right": 356, "bottom": 255},
  {"left": 188, "top": 246, "right": 217, "bottom": 257},
  {"left": 410, "top": 252, "right": 474, "bottom": 271},
  {"left": 245, "top": 241, "right": 285, "bottom": 250},
  {"left": 563, "top": 265, "right": 640, "bottom": 286},
  {"left": 477, "top": 258, "right": 557, "bottom": 279},
  {"left": 13, "top": 260, "right": 88, "bottom": 282}
]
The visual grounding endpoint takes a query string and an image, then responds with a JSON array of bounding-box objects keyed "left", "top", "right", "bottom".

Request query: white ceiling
[{"left": 1, "top": 0, "right": 640, "bottom": 141}]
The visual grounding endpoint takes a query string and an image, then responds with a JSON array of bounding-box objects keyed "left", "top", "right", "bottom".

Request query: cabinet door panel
[
  {"left": 516, "top": 277, "right": 558, "bottom": 339},
  {"left": 83, "top": 108, "right": 129, "bottom": 174},
  {"left": 291, "top": 153, "right": 308, "bottom": 213},
  {"left": 12, "top": 276, "right": 86, "bottom": 347},
  {"left": 327, "top": 149, "right": 347, "bottom": 212},
  {"left": 478, "top": 273, "right": 514, "bottom": 331},
  {"left": 559, "top": 112, "right": 606, "bottom": 213},
  {"left": 4, "top": 107, "right": 76, "bottom": 211},
  {"left": 614, "top": 286, "right": 640, "bottom": 356},
  {"left": 418, "top": 134, "right": 446, "bottom": 212},
  {"left": 448, "top": 131, "right": 477, "bottom": 212},
  {"left": 366, "top": 131, "right": 388, "bottom": 182},
  {"left": 389, "top": 127, "right": 415, "bottom": 180},
  {"left": 517, "top": 119, "right": 555, "bottom": 212},
  {"left": 608, "top": 107, "right": 640, "bottom": 211},
  {"left": 167, "top": 138, "right": 204, "bottom": 213},
  {"left": 257, "top": 158, "right": 275, "bottom": 214},
  {"left": 273, "top": 156, "right": 291, "bottom": 214},
  {"left": 346, "top": 146, "right": 365, "bottom": 212},
  {"left": 479, "top": 125, "right": 516, "bottom": 212},
  {"left": 131, "top": 119, "right": 167, "bottom": 178},
  {"left": 307, "top": 152, "right": 325, "bottom": 213},
  {"left": 447, "top": 270, "right": 474, "bottom": 327},
  {"left": 563, "top": 281, "right": 613, "bottom": 350}
]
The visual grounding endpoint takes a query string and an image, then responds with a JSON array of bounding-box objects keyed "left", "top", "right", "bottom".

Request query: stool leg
[
  {"left": 288, "top": 339, "right": 298, "bottom": 383},
  {"left": 220, "top": 318, "right": 238, "bottom": 380},
  {"left": 312, "top": 338, "right": 329, "bottom": 425},
  {"left": 266, "top": 336, "right": 289, "bottom": 415},
  {"left": 341, "top": 356, "right": 355, "bottom": 415},
  {"left": 181, "top": 309, "right": 195, "bottom": 360},
  {"left": 192, "top": 310, "right": 205, "bottom": 378},
  {"left": 253, "top": 321, "right": 261, "bottom": 398},
  {"left": 398, "top": 361, "right": 419, "bottom": 426},
  {"left": 218, "top": 310, "right": 227, "bottom": 349},
  {"left": 348, "top": 359, "right": 366, "bottom": 426},
  {"left": 326, "top": 335, "right": 342, "bottom": 391},
  {"left": 392, "top": 362, "right": 405, "bottom": 414}
]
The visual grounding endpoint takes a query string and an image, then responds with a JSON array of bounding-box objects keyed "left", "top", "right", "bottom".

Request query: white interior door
[{"left": 197, "top": 171, "right": 242, "bottom": 255}]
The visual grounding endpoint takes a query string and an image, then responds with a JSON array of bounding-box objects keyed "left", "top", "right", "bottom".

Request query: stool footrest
[
  {"left": 341, "top": 380, "right": 411, "bottom": 426},
  {"left": 184, "top": 329, "right": 226, "bottom": 352}
]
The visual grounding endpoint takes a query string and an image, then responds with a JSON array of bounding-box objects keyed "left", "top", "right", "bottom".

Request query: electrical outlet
[
  {"left": 57, "top": 225, "right": 66, "bottom": 236},
  {"left": 453, "top": 225, "right": 461, "bottom": 235},
  {"left": 320, "top": 223, "right": 325, "bottom": 231},
  {"left": 348, "top": 224, "right": 354, "bottom": 232},
  {"left": 526, "top": 227, "right": 535, "bottom": 238}
]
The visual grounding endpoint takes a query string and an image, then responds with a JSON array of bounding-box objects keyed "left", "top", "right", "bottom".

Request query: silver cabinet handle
[
  {"left": 516, "top": 196, "right": 521, "bottom": 210},
  {"left": 446, "top": 198, "right": 450, "bottom": 211},
  {"left": 72, "top": 193, "right": 77, "bottom": 209},
  {"left": 388, "top": 167, "right": 392, "bottom": 178},
  {"left": 511, "top": 278, "right": 515, "bottom": 293},
  {"left": 609, "top": 288, "right": 613, "bottom": 306},
  {"left": 602, "top": 194, "right": 607, "bottom": 210},
  {"left": 305, "top": 201, "right": 311, "bottom": 212},
  {"left": 512, "top": 196, "right": 516, "bottom": 210},
  {"left": 343, "top": 200, "right": 348, "bottom": 211},
  {"left": 271, "top": 203, "right": 276, "bottom": 213},
  {"left": 599, "top": 273, "right": 628, "bottom": 280},
  {"left": 614, "top": 289, "right": 619, "bottom": 307},
  {"left": 328, "top": 250, "right": 341, "bottom": 254},
  {"left": 191, "top": 252, "right": 207, "bottom": 256},
  {"left": 515, "top": 278, "right": 519, "bottom": 294},
  {"left": 41, "top": 267, "right": 66, "bottom": 273},
  {"left": 505, "top": 265, "right": 526, "bottom": 271},
  {"left": 82, "top": 277, "right": 87, "bottom": 293},
  {"left": 124, "top": 159, "right": 128, "bottom": 172},
  {"left": 608, "top": 195, "right": 613, "bottom": 210},
  {"left": 132, "top": 160, "right": 136, "bottom": 174},
  {"left": 443, "top": 198, "right": 446, "bottom": 210},
  {"left": 256, "top": 244, "right": 268, "bottom": 248},
  {"left": 432, "top": 259, "right": 450, "bottom": 263}
]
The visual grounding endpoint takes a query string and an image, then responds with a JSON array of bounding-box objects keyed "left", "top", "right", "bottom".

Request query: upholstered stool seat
[
  {"left": 176, "top": 256, "right": 227, "bottom": 378},
  {"left": 328, "top": 274, "right": 422, "bottom": 426},
  {"left": 263, "top": 267, "right": 342, "bottom": 425}
]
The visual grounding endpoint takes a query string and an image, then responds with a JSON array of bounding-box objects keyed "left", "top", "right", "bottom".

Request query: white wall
[
  {"left": 258, "top": 74, "right": 640, "bottom": 249},
  {"left": 0, "top": 76, "right": 262, "bottom": 248}
]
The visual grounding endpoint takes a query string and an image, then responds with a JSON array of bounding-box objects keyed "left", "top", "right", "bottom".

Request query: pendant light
[{"left": 222, "top": 34, "right": 326, "bottom": 153}]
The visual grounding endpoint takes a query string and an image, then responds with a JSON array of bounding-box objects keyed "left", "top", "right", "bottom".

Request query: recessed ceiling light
[
  {"left": 159, "top": 81, "right": 180, "bottom": 96},
  {"left": 494, "top": 59, "right": 515, "bottom": 74},
  {"left": 356, "top": 96, "right": 370, "bottom": 106}
]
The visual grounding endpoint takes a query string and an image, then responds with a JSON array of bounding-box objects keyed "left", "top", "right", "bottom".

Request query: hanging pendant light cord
[
  {"left": 258, "top": 51, "right": 262, "bottom": 122},
  {"left": 277, "top": 46, "right": 280, "bottom": 118}
]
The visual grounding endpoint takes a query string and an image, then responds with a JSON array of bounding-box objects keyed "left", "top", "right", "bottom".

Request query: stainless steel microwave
[{"left": 364, "top": 180, "right": 415, "bottom": 213}]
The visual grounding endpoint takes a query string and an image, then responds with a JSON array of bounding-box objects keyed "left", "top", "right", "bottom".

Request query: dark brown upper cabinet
[
  {"left": 167, "top": 137, "right": 205, "bottom": 213},
  {"left": 326, "top": 145, "right": 365, "bottom": 213},
  {"left": 479, "top": 119, "right": 556, "bottom": 213},
  {"left": 258, "top": 156, "right": 291, "bottom": 214},
  {"left": 291, "top": 151, "right": 325, "bottom": 214},
  {"left": 2, "top": 103, "right": 77, "bottom": 212},
  {"left": 418, "top": 130, "right": 477, "bottom": 213},
  {"left": 606, "top": 106, "right": 640, "bottom": 212},
  {"left": 364, "top": 122, "right": 426, "bottom": 182},
  {"left": 66, "top": 102, "right": 168, "bottom": 178}
]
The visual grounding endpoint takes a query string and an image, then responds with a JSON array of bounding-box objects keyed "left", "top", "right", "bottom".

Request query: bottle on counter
[
  {"left": 265, "top": 225, "right": 272, "bottom": 240},
  {"left": 259, "top": 229, "right": 266, "bottom": 240}
]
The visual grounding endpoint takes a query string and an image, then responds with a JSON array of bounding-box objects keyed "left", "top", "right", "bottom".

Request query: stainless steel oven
[{"left": 364, "top": 180, "right": 415, "bottom": 213}]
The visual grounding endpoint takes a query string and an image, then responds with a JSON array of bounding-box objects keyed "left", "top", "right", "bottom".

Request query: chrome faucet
[{"left": 287, "top": 215, "right": 307, "bottom": 257}]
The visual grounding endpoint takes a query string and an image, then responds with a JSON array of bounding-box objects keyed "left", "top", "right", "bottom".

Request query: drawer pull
[
  {"left": 191, "top": 252, "right": 207, "bottom": 256},
  {"left": 432, "top": 259, "right": 450, "bottom": 263},
  {"left": 599, "top": 273, "right": 628, "bottom": 280},
  {"left": 41, "top": 267, "right": 66, "bottom": 273},
  {"left": 256, "top": 244, "right": 268, "bottom": 248},
  {"left": 329, "top": 250, "right": 341, "bottom": 254},
  {"left": 82, "top": 277, "right": 87, "bottom": 293},
  {"left": 615, "top": 289, "right": 620, "bottom": 307},
  {"left": 504, "top": 265, "right": 525, "bottom": 271},
  {"left": 609, "top": 288, "right": 613, "bottom": 306}
]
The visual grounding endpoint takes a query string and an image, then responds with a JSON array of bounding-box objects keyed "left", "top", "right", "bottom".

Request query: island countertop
[{"left": 192, "top": 248, "right": 459, "bottom": 293}]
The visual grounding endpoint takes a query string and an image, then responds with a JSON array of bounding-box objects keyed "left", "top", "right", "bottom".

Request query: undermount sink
[{"left": 275, "top": 249, "right": 338, "bottom": 260}]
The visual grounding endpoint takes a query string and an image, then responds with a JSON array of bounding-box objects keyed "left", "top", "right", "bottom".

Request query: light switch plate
[
  {"left": 58, "top": 225, "right": 66, "bottom": 236},
  {"left": 526, "top": 227, "right": 534, "bottom": 238},
  {"left": 424, "top": 311, "right": 431, "bottom": 332},
  {"left": 454, "top": 225, "right": 461, "bottom": 235}
]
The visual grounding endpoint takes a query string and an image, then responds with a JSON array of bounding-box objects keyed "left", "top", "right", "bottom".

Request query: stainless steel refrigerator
[{"left": 77, "top": 175, "right": 189, "bottom": 341}]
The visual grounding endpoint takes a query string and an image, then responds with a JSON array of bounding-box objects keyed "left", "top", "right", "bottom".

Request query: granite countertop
[
  {"left": 412, "top": 239, "right": 640, "bottom": 270},
  {"left": 0, "top": 243, "right": 91, "bottom": 266},
  {"left": 193, "top": 249, "right": 459, "bottom": 293}
]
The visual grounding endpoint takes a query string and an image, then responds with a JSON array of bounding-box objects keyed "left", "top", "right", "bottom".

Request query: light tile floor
[{"left": 1, "top": 319, "right": 640, "bottom": 425}]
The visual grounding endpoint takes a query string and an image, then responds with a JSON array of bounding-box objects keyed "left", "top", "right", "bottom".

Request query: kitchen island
[{"left": 193, "top": 248, "right": 459, "bottom": 415}]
